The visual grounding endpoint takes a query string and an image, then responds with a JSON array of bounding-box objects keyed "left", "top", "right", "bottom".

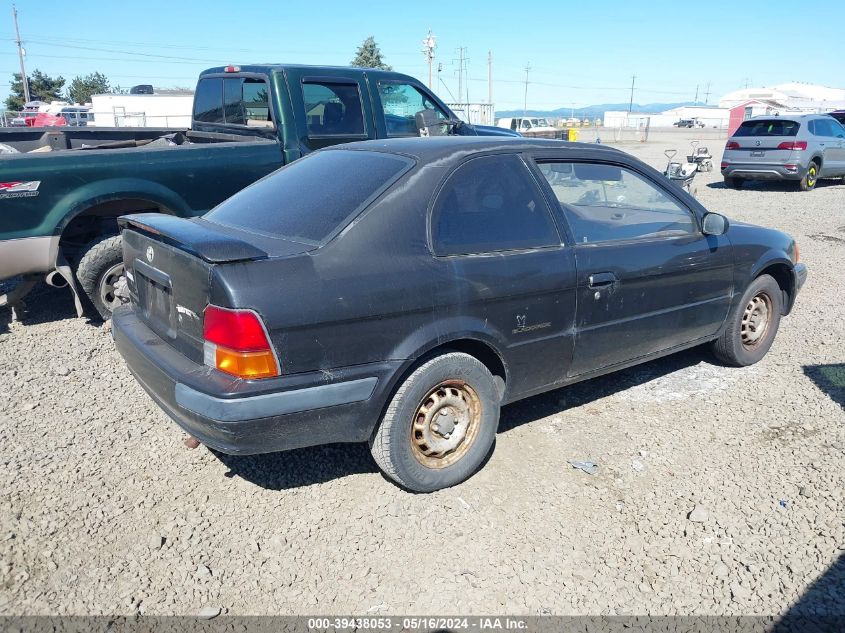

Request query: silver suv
[{"left": 721, "top": 114, "right": 845, "bottom": 191}]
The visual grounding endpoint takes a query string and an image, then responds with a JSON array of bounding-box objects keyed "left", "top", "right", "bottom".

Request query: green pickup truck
[{"left": 0, "top": 64, "right": 516, "bottom": 318}]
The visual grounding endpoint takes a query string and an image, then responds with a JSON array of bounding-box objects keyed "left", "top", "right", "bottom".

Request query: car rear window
[
  {"left": 734, "top": 119, "right": 799, "bottom": 136},
  {"left": 204, "top": 150, "right": 413, "bottom": 244}
]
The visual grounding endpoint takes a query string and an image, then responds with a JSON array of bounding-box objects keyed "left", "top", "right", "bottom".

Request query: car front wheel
[
  {"left": 370, "top": 352, "right": 500, "bottom": 492},
  {"left": 712, "top": 274, "right": 783, "bottom": 367}
]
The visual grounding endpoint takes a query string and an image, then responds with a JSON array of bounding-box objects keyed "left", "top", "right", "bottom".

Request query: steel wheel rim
[
  {"left": 99, "top": 263, "right": 125, "bottom": 312},
  {"left": 741, "top": 292, "right": 771, "bottom": 348},
  {"left": 411, "top": 380, "right": 482, "bottom": 469}
]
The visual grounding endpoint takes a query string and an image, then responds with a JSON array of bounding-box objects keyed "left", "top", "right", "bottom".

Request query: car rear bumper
[
  {"left": 721, "top": 163, "right": 805, "bottom": 181},
  {"left": 112, "top": 305, "right": 402, "bottom": 455}
]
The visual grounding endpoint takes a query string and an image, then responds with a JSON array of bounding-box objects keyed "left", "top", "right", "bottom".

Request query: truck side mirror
[{"left": 415, "top": 109, "right": 446, "bottom": 137}]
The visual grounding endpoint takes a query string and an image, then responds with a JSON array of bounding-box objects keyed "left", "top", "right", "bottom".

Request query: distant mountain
[{"left": 495, "top": 102, "right": 704, "bottom": 119}]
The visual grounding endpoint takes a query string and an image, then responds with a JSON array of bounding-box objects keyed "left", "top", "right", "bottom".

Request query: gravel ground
[{"left": 1, "top": 129, "right": 843, "bottom": 617}]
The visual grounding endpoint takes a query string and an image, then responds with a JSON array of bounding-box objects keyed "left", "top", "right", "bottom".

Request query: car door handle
[{"left": 588, "top": 272, "right": 617, "bottom": 287}]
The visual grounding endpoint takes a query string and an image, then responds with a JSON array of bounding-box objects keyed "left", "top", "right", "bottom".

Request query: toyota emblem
[{"left": 145, "top": 246, "right": 154, "bottom": 263}]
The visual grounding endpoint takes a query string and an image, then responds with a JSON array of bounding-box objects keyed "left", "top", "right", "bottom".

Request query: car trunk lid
[{"left": 119, "top": 213, "right": 290, "bottom": 364}]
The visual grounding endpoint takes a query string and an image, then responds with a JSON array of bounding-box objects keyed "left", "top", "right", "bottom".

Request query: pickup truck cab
[{"left": 0, "top": 64, "right": 517, "bottom": 318}]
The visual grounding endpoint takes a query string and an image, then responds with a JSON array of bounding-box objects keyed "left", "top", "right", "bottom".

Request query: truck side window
[
  {"left": 193, "top": 78, "right": 224, "bottom": 123},
  {"left": 378, "top": 82, "right": 447, "bottom": 136},
  {"left": 224, "top": 78, "right": 273, "bottom": 128},
  {"left": 302, "top": 82, "right": 365, "bottom": 137},
  {"left": 432, "top": 154, "right": 560, "bottom": 256}
]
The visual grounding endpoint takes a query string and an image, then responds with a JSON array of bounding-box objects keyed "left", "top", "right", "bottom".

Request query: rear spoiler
[{"left": 118, "top": 213, "right": 268, "bottom": 263}]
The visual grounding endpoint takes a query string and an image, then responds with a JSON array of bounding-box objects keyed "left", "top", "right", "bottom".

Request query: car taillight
[
  {"left": 777, "top": 141, "right": 807, "bottom": 151},
  {"left": 203, "top": 305, "right": 279, "bottom": 379},
  {"left": 725, "top": 141, "right": 740, "bottom": 150},
  {"left": 720, "top": 162, "right": 728, "bottom": 170}
]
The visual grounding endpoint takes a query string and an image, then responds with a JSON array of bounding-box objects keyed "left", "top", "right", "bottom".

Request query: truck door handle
[{"left": 588, "top": 272, "right": 617, "bottom": 287}]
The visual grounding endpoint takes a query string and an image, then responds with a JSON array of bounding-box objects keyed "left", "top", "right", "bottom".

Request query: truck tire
[
  {"left": 74, "top": 234, "right": 126, "bottom": 320},
  {"left": 711, "top": 274, "right": 782, "bottom": 367},
  {"left": 369, "top": 352, "right": 499, "bottom": 492}
]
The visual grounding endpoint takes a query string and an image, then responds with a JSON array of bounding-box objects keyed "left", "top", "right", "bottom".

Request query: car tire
[
  {"left": 725, "top": 177, "right": 743, "bottom": 189},
  {"left": 74, "top": 234, "right": 126, "bottom": 320},
  {"left": 799, "top": 161, "right": 819, "bottom": 191},
  {"left": 369, "top": 352, "right": 500, "bottom": 492},
  {"left": 711, "top": 274, "right": 783, "bottom": 367}
]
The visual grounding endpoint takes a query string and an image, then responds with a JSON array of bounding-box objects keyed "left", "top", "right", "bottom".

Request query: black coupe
[{"left": 113, "top": 137, "right": 807, "bottom": 492}]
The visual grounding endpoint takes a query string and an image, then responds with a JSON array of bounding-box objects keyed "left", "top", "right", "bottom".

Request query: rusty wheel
[
  {"left": 369, "top": 352, "right": 500, "bottom": 492},
  {"left": 410, "top": 380, "right": 482, "bottom": 469}
]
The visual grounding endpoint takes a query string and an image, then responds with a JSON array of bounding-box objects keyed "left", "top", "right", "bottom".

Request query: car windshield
[
  {"left": 204, "top": 150, "right": 413, "bottom": 244},
  {"left": 734, "top": 119, "right": 800, "bottom": 137}
]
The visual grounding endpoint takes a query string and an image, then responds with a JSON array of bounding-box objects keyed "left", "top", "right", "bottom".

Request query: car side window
[
  {"left": 377, "top": 82, "right": 447, "bottom": 136},
  {"left": 432, "top": 154, "right": 560, "bottom": 256},
  {"left": 536, "top": 161, "right": 696, "bottom": 244},
  {"left": 302, "top": 82, "right": 365, "bottom": 137},
  {"left": 831, "top": 119, "right": 845, "bottom": 138}
]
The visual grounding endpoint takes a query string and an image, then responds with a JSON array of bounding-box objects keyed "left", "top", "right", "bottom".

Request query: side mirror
[
  {"left": 702, "top": 212, "right": 729, "bottom": 236},
  {"left": 415, "top": 109, "right": 446, "bottom": 137}
]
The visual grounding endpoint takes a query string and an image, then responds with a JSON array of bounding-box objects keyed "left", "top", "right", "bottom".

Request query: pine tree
[
  {"left": 5, "top": 69, "right": 66, "bottom": 110},
  {"left": 350, "top": 36, "right": 391, "bottom": 71}
]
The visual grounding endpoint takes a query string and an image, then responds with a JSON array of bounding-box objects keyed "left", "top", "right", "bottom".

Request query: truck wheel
[
  {"left": 369, "top": 352, "right": 500, "bottom": 492},
  {"left": 74, "top": 234, "right": 126, "bottom": 320},
  {"left": 711, "top": 274, "right": 782, "bottom": 367},
  {"left": 799, "top": 161, "right": 819, "bottom": 191},
  {"left": 725, "top": 177, "right": 743, "bottom": 189}
]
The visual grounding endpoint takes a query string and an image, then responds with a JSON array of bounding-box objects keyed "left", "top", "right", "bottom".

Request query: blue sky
[{"left": 2, "top": 0, "right": 843, "bottom": 110}]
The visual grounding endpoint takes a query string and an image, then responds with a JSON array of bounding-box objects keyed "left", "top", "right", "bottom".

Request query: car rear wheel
[
  {"left": 799, "top": 161, "right": 819, "bottom": 191},
  {"left": 74, "top": 234, "right": 127, "bottom": 320},
  {"left": 725, "top": 177, "right": 743, "bottom": 189},
  {"left": 711, "top": 274, "right": 783, "bottom": 367},
  {"left": 369, "top": 352, "right": 499, "bottom": 492}
]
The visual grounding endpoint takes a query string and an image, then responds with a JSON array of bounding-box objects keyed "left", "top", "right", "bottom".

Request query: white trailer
[{"left": 89, "top": 93, "right": 193, "bottom": 128}]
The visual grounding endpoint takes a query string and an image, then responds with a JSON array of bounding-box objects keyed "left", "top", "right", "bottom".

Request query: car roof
[{"left": 325, "top": 136, "right": 629, "bottom": 163}]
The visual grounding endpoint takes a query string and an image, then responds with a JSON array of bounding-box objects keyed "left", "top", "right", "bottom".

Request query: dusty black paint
[{"left": 113, "top": 137, "right": 807, "bottom": 455}]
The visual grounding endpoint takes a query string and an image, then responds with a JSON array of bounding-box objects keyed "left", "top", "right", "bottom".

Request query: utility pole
[
  {"left": 704, "top": 81, "right": 711, "bottom": 105},
  {"left": 523, "top": 62, "right": 531, "bottom": 117},
  {"left": 487, "top": 50, "right": 492, "bottom": 105},
  {"left": 694, "top": 84, "right": 699, "bottom": 103},
  {"left": 12, "top": 5, "right": 30, "bottom": 104},
  {"left": 454, "top": 47, "right": 468, "bottom": 105},
  {"left": 421, "top": 30, "right": 436, "bottom": 89},
  {"left": 628, "top": 75, "right": 636, "bottom": 113}
]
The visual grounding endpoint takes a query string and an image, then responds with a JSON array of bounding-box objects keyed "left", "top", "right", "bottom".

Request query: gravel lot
[{"left": 1, "top": 129, "right": 843, "bottom": 617}]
